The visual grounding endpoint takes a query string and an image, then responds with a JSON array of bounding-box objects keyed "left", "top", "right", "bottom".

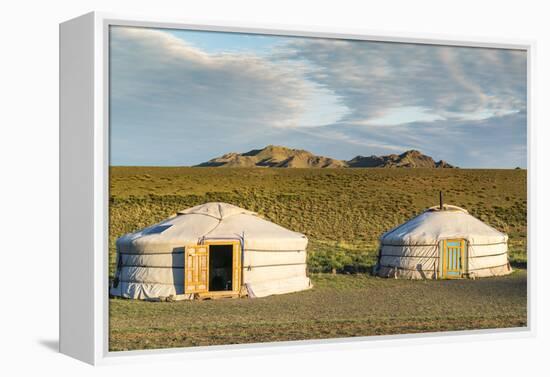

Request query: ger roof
[
  {"left": 381, "top": 204, "right": 508, "bottom": 246},
  {"left": 177, "top": 202, "right": 256, "bottom": 220},
  {"left": 116, "top": 202, "right": 308, "bottom": 253}
]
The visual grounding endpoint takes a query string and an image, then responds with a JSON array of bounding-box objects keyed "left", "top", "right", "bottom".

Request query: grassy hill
[
  {"left": 109, "top": 167, "right": 527, "bottom": 350},
  {"left": 109, "top": 167, "right": 527, "bottom": 276}
]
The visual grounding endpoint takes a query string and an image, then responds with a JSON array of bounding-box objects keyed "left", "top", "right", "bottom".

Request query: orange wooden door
[
  {"left": 231, "top": 242, "right": 241, "bottom": 292},
  {"left": 184, "top": 245, "right": 209, "bottom": 293}
]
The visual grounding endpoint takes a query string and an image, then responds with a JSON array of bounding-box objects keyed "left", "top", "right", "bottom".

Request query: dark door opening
[{"left": 208, "top": 244, "right": 233, "bottom": 291}]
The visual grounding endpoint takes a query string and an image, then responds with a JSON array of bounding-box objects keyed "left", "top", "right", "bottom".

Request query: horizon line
[{"left": 109, "top": 165, "right": 526, "bottom": 170}]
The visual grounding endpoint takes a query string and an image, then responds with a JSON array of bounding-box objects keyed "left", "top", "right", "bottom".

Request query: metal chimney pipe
[{"left": 439, "top": 191, "right": 443, "bottom": 210}]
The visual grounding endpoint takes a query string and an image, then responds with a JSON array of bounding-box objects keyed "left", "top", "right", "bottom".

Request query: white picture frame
[{"left": 59, "top": 11, "right": 535, "bottom": 365}]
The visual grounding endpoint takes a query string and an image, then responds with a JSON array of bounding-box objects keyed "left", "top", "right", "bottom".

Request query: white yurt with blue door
[
  {"left": 110, "top": 202, "right": 311, "bottom": 300},
  {"left": 374, "top": 204, "right": 512, "bottom": 279}
]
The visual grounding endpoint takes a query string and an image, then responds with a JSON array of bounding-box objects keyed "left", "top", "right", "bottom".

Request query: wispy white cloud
[
  {"left": 277, "top": 39, "right": 527, "bottom": 125},
  {"left": 110, "top": 27, "right": 350, "bottom": 165},
  {"left": 110, "top": 27, "right": 527, "bottom": 167},
  {"left": 111, "top": 27, "right": 308, "bottom": 130}
]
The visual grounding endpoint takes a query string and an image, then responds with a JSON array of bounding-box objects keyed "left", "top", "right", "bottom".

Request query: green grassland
[
  {"left": 109, "top": 167, "right": 527, "bottom": 351},
  {"left": 110, "top": 272, "right": 527, "bottom": 351}
]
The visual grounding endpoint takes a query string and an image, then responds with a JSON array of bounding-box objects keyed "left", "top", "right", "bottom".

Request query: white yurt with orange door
[{"left": 110, "top": 202, "right": 311, "bottom": 300}]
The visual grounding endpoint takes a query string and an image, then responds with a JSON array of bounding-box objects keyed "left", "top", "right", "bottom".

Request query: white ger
[
  {"left": 375, "top": 204, "right": 512, "bottom": 279},
  {"left": 110, "top": 202, "right": 311, "bottom": 300}
]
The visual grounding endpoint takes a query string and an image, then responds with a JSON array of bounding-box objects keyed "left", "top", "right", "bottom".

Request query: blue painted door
[{"left": 443, "top": 240, "right": 464, "bottom": 278}]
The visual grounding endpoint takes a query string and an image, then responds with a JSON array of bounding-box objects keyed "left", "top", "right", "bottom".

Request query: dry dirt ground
[{"left": 109, "top": 270, "right": 527, "bottom": 351}]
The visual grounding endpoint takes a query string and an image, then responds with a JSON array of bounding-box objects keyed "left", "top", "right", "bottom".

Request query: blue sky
[{"left": 109, "top": 26, "right": 527, "bottom": 168}]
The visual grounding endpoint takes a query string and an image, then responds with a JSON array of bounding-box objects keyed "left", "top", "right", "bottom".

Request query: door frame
[
  {"left": 439, "top": 238, "right": 467, "bottom": 279},
  {"left": 196, "top": 240, "right": 242, "bottom": 298},
  {"left": 205, "top": 240, "right": 242, "bottom": 295}
]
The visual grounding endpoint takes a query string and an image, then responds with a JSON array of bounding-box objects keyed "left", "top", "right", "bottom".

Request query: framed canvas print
[{"left": 59, "top": 12, "right": 533, "bottom": 365}]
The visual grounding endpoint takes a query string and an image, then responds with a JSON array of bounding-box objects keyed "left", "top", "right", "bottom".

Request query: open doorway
[{"left": 208, "top": 244, "right": 233, "bottom": 291}]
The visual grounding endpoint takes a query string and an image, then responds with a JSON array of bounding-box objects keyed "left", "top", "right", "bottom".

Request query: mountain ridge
[{"left": 195, "top": 145, "right": 456, "bottom": 168}]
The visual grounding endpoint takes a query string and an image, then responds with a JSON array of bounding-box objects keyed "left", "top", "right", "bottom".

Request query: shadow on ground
[
  {"left": 38, "top": 339, "right": 59, "bottom": 352},
  {"left": 511, "top": 261, "right": 527, "bottom": 269}
]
